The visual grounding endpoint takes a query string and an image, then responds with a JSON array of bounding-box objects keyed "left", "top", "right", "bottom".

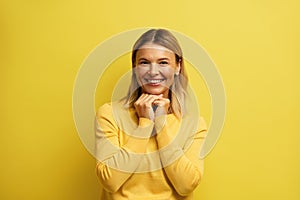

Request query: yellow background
[{"left": 1, "top": 0, "right": 299, "bottom": 199}]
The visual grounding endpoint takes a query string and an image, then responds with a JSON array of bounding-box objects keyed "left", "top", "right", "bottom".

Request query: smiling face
[{"left": 134, "top": 43, "right": 180, "bottom": 98}]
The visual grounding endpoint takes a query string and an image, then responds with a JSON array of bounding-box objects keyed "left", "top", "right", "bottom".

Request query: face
[{"left": 134, "top": 43, "right": 180, "bottom": 98}]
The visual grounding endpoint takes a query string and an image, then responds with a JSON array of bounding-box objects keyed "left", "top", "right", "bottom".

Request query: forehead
[{"left": 136, "top": 43, "right": 175, "bottom": 60}]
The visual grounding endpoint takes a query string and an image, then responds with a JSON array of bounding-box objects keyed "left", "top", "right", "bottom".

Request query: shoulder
[
  {"left": 198, "top": 116, "right": 207, "bottom": 131},
  {"left": 196, "top": 116, "right": 208, "bottom": 138},
  {"left": 96, "top": 103, "right": 113, "bottom": 118},
  {"left": 182, "top": 114, "right": 207, "bottom": 130},
  {"left": 96, "top": 100, "right": 131, "bottom": 120}
]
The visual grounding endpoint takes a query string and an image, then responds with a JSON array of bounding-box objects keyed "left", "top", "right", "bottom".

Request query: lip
[{"left": 144, "top": 78, "right": 165, "bottom": 86}]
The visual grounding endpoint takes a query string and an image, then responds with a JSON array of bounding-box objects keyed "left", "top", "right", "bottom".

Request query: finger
[
  {"left": 134, "top": 93, "right": 148, "bottom": 105},
  {"left": 135, "top": 94, "right": 164, "bottom": 108},
  {"left": 153, "top": 100, "right": 166, "bottom": 107},
  {"left": 153, "top": 98, "right": 170, "bottom": 105},
  {"left": 142, "top": 94, "right": 161, "bottom": 105},
  {"left": 135, "top": 94, "right": 155, "bottom": 109}
]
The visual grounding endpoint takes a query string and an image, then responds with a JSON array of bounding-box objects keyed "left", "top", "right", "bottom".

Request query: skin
[{"left": 134, "top": 43, "right": 180, "bottom": 121}]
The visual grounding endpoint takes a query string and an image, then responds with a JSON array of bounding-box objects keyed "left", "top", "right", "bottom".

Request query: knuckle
[{"left": 145, "top": 103, "right": 151, "bottom": 108}]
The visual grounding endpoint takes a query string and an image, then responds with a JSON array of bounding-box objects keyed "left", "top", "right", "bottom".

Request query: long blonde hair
[{"left": 125, "top": 29, "right": 188, "bottom": 118}]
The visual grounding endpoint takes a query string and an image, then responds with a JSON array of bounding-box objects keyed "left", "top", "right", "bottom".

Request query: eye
[
  {"left": 139, "top": 60, "right": 150, "bottom": 66},
  {"left": 159, "top": 61, "right": 169, "bottom": 66}
]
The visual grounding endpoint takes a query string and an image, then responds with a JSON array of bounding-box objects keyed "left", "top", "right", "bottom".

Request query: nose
[{"left": 149, "top": 63, "right": 159, "bottom": 76}]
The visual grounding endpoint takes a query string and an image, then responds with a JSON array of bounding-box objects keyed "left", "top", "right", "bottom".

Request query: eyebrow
[{"left": 137, "top": 57, "right": 170, "bottom": 61}]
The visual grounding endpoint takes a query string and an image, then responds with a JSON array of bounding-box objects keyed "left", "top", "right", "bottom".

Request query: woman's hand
[
  {"left": 153, "top": 97, "right": 170, "bottom": 118},
  {"left": 134, "top": 94, "right": 170, "bottom": 121}
]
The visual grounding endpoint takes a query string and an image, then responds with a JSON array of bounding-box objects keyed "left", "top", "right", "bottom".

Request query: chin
[{"left": 144, "top": 88, "right": 168, "bottom": 96}]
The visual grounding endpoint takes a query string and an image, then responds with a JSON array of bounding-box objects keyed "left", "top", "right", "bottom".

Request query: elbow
[
  {"left": 99, "top": 179, "right": 121, "bottom": 193},
  {"left": 175, "top": 171, "right": 202, "bottom": 196},
  {"left": 96, "top": 163, "right": 121, "bottom": 193}
]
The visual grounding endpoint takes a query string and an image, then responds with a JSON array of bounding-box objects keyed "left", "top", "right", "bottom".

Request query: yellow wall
[{"left": 1, "top": 0, "right": 299, "bottom": 199}]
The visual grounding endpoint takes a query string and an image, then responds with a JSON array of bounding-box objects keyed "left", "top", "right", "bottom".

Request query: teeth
[{"left": 147, "top": 79, "right": 163, "bottom": 84}]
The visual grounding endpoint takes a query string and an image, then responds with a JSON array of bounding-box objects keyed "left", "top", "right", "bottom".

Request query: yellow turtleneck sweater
[{"left": 95, "top": 102, "right": 207, "bottom": 200}]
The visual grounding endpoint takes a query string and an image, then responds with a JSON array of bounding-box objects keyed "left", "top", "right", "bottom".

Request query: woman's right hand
[{"left": 134, "top": 93, "right": 163, "bottom": 121}]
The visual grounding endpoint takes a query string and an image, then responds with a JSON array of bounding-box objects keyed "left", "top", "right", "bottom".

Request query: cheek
[
  {"left": 166, "top": 76, "right": 175, "bottom": 85},
  {"left": 162, "top": 67, "right": 176, "bottom": 79},
  {"left": 134, "top": 68, "right": 146, "bottom": 84},
  {"left": 135, "top": 67, "right": 147, "bottom": 75}
]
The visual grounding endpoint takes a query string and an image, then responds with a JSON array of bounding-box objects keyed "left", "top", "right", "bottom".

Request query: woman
[{"left": 95, "top": 29, "right": 207, "bottom": 199}]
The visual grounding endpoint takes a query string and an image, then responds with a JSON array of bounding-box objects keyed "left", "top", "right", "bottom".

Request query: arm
[
  {"left": 95, "top": 103, "right": 153, "bottom": 193},
  {"left": 155, "top": 115, "right": 207, "bottom": 196}
]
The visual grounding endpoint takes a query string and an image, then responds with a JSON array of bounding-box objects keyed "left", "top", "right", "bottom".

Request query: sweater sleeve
[
  {"left": 155, "top": 115, "right": 207, "bottom": 196},
  {"left": 95, "top": 103, "right": 154, "bottom": 193}
]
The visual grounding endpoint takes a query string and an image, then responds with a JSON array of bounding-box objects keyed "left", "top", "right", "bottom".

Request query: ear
[{"left": 175, "top": 61, "right": 181, "bottom": 75}]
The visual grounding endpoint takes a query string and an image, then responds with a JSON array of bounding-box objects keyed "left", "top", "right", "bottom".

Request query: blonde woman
[{"left": 95, "top": 29, "right": 207, "bottom": 199}]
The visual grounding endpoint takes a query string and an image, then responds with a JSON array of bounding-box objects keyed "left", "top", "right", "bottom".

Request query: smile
[{"left": 145, "top": 79, "right": 165, "bottom": 84}]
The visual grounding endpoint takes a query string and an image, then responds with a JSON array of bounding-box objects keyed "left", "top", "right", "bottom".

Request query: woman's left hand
[{"left": 153, "top": 97, "right": 170, "bottom": 117}]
